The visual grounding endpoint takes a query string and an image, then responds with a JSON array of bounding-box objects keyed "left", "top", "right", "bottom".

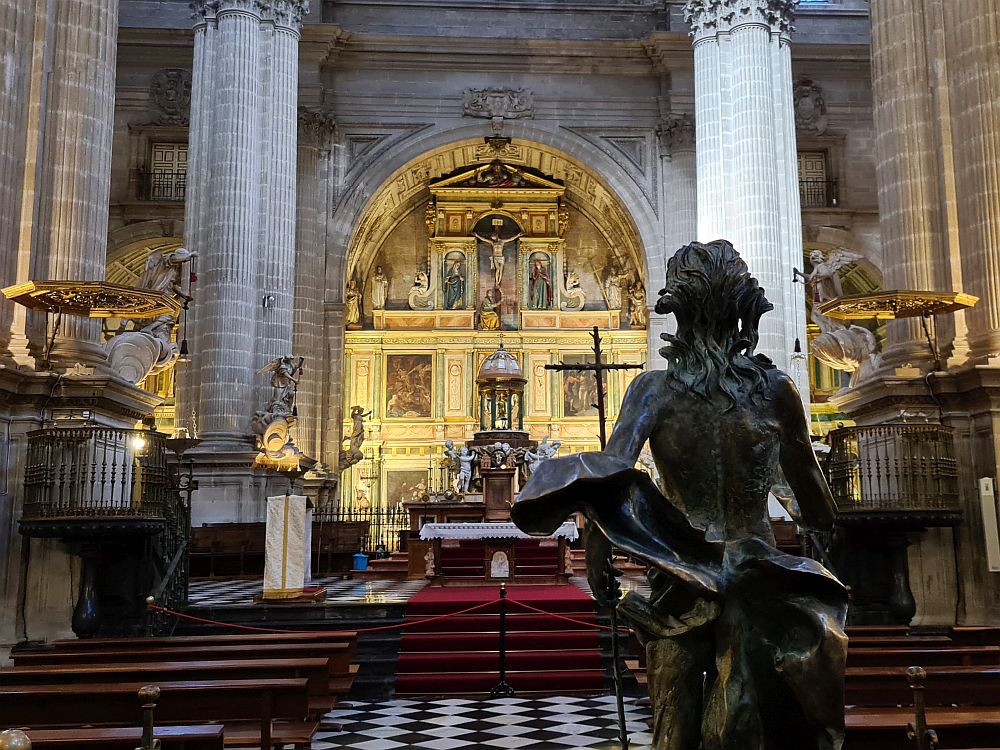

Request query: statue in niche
[
  {"left": 529, "top": 255, "right": 554, "bottom": 309},
  {"left": 345, "top": 279, "right": 362, "bottom": 327},
  {"left": 513, "top": 240, "right": 847, "bottom": 750},
  {"left": 479, "top": 288, "right": 502, "bottom": 330},
  {"left": 561, "top": 270, "right": 586, "bottom": 312},
  {"left": 474, "top": 228, "right": 522, "bottom": 287},
  {"left": 371, "top": 265, "right": 388, "bottom": 310},
  {"left": 490, "top": 551, "right": 510, "bottom": 579},
  {"left": 443, "top": 256, "right": 466, "bottom": 310},
  {"left": 604, "top": 265, "right": 628, "bottom": 310},
  {"left": 407, "top": 272, "right": 435, "bottom": 310},
  {"left": 629, "top": 283, "right": 647, "bottom": 328}
]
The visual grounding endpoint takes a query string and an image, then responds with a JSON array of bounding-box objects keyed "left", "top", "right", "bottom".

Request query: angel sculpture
[
  {"left": 794, "top": 248, "right": 881, "bottom": 388},
  {"left": 252, "top": 356, "right": 304, "bottom": 456},
  {"left": 407, "top": 271, "right": 435, "bottom": 310},
  {"left": 339, "top": 405, "right": 372, "bottom": 472},
  {"left": 456, "top": 446, "right": 477, "bottom": 494},
  {"left": 443, "top": 439, "right": 461, "bottom": 492},
  {"left": 560, "top": 270, "right": 587, "bottom": 312},
  {"left": 794, "top": 248, "right": 863, "bottom": 334},
  {"left": 138, "top": 246, "right": 196, "bottom": 301},
  {"left": 524, "top": 436, "right": 562, "bottom": 476}
]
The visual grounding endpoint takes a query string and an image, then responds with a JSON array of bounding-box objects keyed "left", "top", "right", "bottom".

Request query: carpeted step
[
  {"left": 394, "top": 668, "right": 607, "bottom": 695},
  {"left": 397, "top": 649, "right": 603, "bottom": 672},
  {"left": 400, "top": 629, "right": 600, "bottom": 652}
]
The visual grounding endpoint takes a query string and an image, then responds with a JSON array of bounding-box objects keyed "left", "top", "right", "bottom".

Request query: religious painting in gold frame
[
  {"left": 562, "top": 354, "right": 601, "bottom": 417},
  {"left": 384, "top": 353, "right": 433, "bottom": 418}
]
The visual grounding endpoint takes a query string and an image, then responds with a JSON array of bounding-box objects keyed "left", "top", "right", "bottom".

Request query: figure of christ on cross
[
  {"left": 473, "top": 227, "right": 523, "bottom": 287},
  {"left": 544, "top": 325, "right": 643, "bottom": 749}
]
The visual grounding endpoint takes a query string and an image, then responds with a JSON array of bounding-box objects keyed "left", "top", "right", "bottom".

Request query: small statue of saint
[
  {"left": 529, "top": 257, "right": 553, "bottom": 309},
  {"left": 345, "top": 279, "right": 362, "bottom": 327},
  {"left": 443, "top": 258, "right": 465, "bottom": 310},
  {"left": 628, "top": 283, "right": 647, "bottom": 328},
  {"left": 479, "top": 289, "right": 502, "bottom": 330},
  {"left": 371, "top": 265, "right": 388, "bottom": 310}
]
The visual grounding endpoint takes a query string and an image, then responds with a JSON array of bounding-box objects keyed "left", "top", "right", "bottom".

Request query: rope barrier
[
  {"left": 506, "top": 597, "right": 631, "bottom": 633},
  {"left": 147, "top": 598, "right": 503, "bottom": 635}
]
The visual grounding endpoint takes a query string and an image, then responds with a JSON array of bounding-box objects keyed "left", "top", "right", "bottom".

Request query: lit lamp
[{"left": 0, "top": 730, "right": 31, "bottom": 750}]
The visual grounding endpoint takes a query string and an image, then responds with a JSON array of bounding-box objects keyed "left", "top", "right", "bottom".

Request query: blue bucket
[{"left": 353, "top": 553, "right": 369, "bottom": 571}]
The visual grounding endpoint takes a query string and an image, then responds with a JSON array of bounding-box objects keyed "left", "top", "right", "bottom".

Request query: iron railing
[
  {"left": 799, "top": 178, "right": 839, "bottom": 208},
  {"left": 23, "top": 427, "right": 172, "bottom": 520},
  {"left": 314, "top": 503, "right": 411, "bottom": 554},
  {"left": 825, "top": 424, "right": 960, "bottom": 516},
  {"left": 134, "top": 168, "right": 187, "bottom": 201}
]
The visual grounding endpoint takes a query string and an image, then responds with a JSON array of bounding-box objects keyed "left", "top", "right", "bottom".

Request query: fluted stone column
[
  {"left": 257, "top": 2, "right": 304, "bottom": 404},
  {"left": 197, "top": 0, "right": 264, "bottom": 443},
  {"left": 33, "top": 0, "right": 120, "bottom": 368},
  {"left": 294, "top": 108, "right": 335, "bottom": 463},
  {"left": 177, "top": 1, "right": 218, "bottom": 435},
  {"left": 949, "top": 4, "right": 1000, "bottom": 361},
  {"left": 0, "top": 0, "right": 33, "bottom": 362},
  {"left": 651, "top": 113, "right": 697, "bottom": 371},
  {"left": 869, "top": 0, "right": 947, "bottom": 368},
  {"left": 684, "top": 0, "right": 808, "bottom": 402}
]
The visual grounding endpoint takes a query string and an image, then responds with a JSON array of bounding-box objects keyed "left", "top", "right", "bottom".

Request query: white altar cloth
[{"left": 419, "top": 521, "right": 579, "bottom": 542}]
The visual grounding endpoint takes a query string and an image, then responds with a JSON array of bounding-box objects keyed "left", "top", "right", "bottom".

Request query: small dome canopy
[{"left": 477, "top": 344, "right": 525, "bottom": 384}]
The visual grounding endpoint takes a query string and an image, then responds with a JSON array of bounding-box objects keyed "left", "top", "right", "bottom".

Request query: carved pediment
[{"left": 430, "top": 160, "right": 565, "bottom": 194}]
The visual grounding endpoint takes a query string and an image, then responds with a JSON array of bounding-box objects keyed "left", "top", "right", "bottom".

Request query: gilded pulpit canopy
[{"left": 477, "top": 344, "right": 525, "bottom": 432}]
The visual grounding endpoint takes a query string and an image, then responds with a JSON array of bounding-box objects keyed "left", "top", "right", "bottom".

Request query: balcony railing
[
  {"left": 314, "top": 504, "right": 410, "bottom": 554},
  {"left": 135, "top": 168, "right": 187, "bottom": 202},
  {"left": 800, "top": 178, "right": 839, "bottom": 208},
  {"left": 22, "top": 426, "right": 172, "bottom": 521},
  {"left": 825, "top": 423, "right": 960, "bottom": 522}
]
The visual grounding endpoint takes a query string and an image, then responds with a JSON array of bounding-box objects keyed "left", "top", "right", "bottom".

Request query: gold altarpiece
[{"left": 344, "top": 161, "right": 645, "bottom": 511}]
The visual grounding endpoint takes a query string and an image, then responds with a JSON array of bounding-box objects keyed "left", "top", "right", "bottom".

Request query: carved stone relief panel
[
  {"left": 352, "top": 355, "right": 375, "bottom": 416},
  {"left": 527, "top": 354, "right": 551, "bottom": 416},
  {"left": 444, "top": 354, "right": 467, "bottom": 417}
]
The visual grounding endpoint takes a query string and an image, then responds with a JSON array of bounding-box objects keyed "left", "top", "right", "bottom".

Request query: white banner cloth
[
  {"left": 263, "top": 494, "right": 310, "bottom": 599},
  {"left": 419, "top": 521, "right": 579, "bottom": 542}
]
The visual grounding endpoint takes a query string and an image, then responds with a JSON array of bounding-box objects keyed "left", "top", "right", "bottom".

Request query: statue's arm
[
  {"left": 776, "top": 374, "right": 836, "bottom": 532},
  {"left": 604, "top": 372, "right": 659, "bottom": 465}
]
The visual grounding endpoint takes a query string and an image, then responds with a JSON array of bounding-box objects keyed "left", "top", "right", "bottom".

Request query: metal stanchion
[
  {"left": 605, "top": 557, "right": 629, "bottom": 749},
  {"left": 490, "top": 584, "right": 515, "bottom": 697},
  {"left": 906, "top": 666, "right": 939, "bottom": 750},
  {"left": 136, "top": 684, "right": 162, "bottom": 750}
]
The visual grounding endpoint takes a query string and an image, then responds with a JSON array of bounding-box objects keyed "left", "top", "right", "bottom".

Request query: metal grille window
[
  {"left": 798, "top": 151, "right": 838, "bottom": 208},
  {"left": 142, "top": 142, "right": 188, "bottom": 201}
]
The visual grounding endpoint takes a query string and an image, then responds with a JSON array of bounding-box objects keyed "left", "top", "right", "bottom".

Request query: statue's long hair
[{"left": 656, "top": 240, "right": 775, "bottom": 408}]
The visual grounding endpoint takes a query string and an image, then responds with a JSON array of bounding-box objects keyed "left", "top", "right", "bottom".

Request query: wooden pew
[
  {"left": 848, "top": 635, "right": 953, "bottom": 649},
  {"left": 13, "top": 642, "right": 355, "bottom": 675},
  {"left": 0, "top": 678, "right": 313, "bottom": 748},
  {"left": 846, "top": 666, "right": 1000, "bottom": 707},
  {"left": 847, "top": 645, "right": 1000, "bottom": 668},
  {"left": 0, "top": 658, "right": 334, "bottom": 704},
  {"left": 846, "top": 706, "right": 1000, "bottom": 750},
  {"left": 43, "top": 630, "right": 357, "bottom": 655},
  {"left": 22, "top": 725, "right": 225, "bottom": 749}
]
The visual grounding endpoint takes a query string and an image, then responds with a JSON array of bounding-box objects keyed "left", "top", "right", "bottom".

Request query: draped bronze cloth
[{"left": 512, "top": 453, "right": 848, "bottom": 750}]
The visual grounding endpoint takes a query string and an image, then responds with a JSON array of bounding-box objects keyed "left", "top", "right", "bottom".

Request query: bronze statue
[{"left": 512, "top": 240, "right": 848, "bottom": 750}]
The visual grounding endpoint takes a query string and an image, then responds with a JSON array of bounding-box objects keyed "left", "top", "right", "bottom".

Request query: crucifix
[
  {"left": 545, "top": 325, "right": 644, "bottom": 750},
  {"left": 545, "top": 326, "right": 643, "bottom": 449}
]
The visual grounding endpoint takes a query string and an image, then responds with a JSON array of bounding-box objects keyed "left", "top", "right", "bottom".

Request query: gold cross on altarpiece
[{"left": 544, "top": 326, "right": 644, "bottom": 449}]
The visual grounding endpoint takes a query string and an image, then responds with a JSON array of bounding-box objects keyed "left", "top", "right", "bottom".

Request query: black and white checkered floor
[
  {"left": 187, "top": 578, "right": 428, "bottom": 607},
  {"left": 313, "top": 695, "right": 653, "bottom": 749}
]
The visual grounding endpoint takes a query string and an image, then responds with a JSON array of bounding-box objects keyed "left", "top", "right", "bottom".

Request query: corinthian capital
[
  {"left": 298, "top": 106, "right": 336, "bottom": 147},
  {"left": 685, "top": 0, "right": 797, "bottom": 37},
  {"left": 683, "top": 0, "right": 725, "bottom": 40},
  {"left": 189, "top": 0, "right": 219, "bottom": 21},
  {"left": 264, "top": 0, "right": 309, "bottom": 29},
  {"left": 658, "top": 113, "right": 696, "bottom": 156}
]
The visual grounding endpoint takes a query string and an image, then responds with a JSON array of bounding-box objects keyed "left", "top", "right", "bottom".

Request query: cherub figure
[{"left": 457, "top": 446, "right": 476, "bottom": 494}]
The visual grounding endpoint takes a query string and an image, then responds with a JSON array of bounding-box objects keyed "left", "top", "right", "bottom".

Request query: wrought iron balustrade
[
  {"left": 22, "top": 426, "right": 172, "bottom": 523},
  {"left": 313, "top": 503, "right": 410, "bottom": 554},
  {"left": 134, "top": 168, "right": 187, "bottom": 201},
  {"left": 825, "top": 423, "right": 960, "bottom": 524},
  {"left": 799, "top": 178, "right": 839, "bottom": 208}
]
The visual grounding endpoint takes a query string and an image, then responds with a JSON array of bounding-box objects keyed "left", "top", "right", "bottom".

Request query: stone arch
[{"left": 328, "top": 123, "right": 662, "bottom": 301}]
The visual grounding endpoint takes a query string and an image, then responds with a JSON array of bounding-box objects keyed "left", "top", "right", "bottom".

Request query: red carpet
[{"left": 395, "top": 583, "right": 608, "bottom": 696}]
